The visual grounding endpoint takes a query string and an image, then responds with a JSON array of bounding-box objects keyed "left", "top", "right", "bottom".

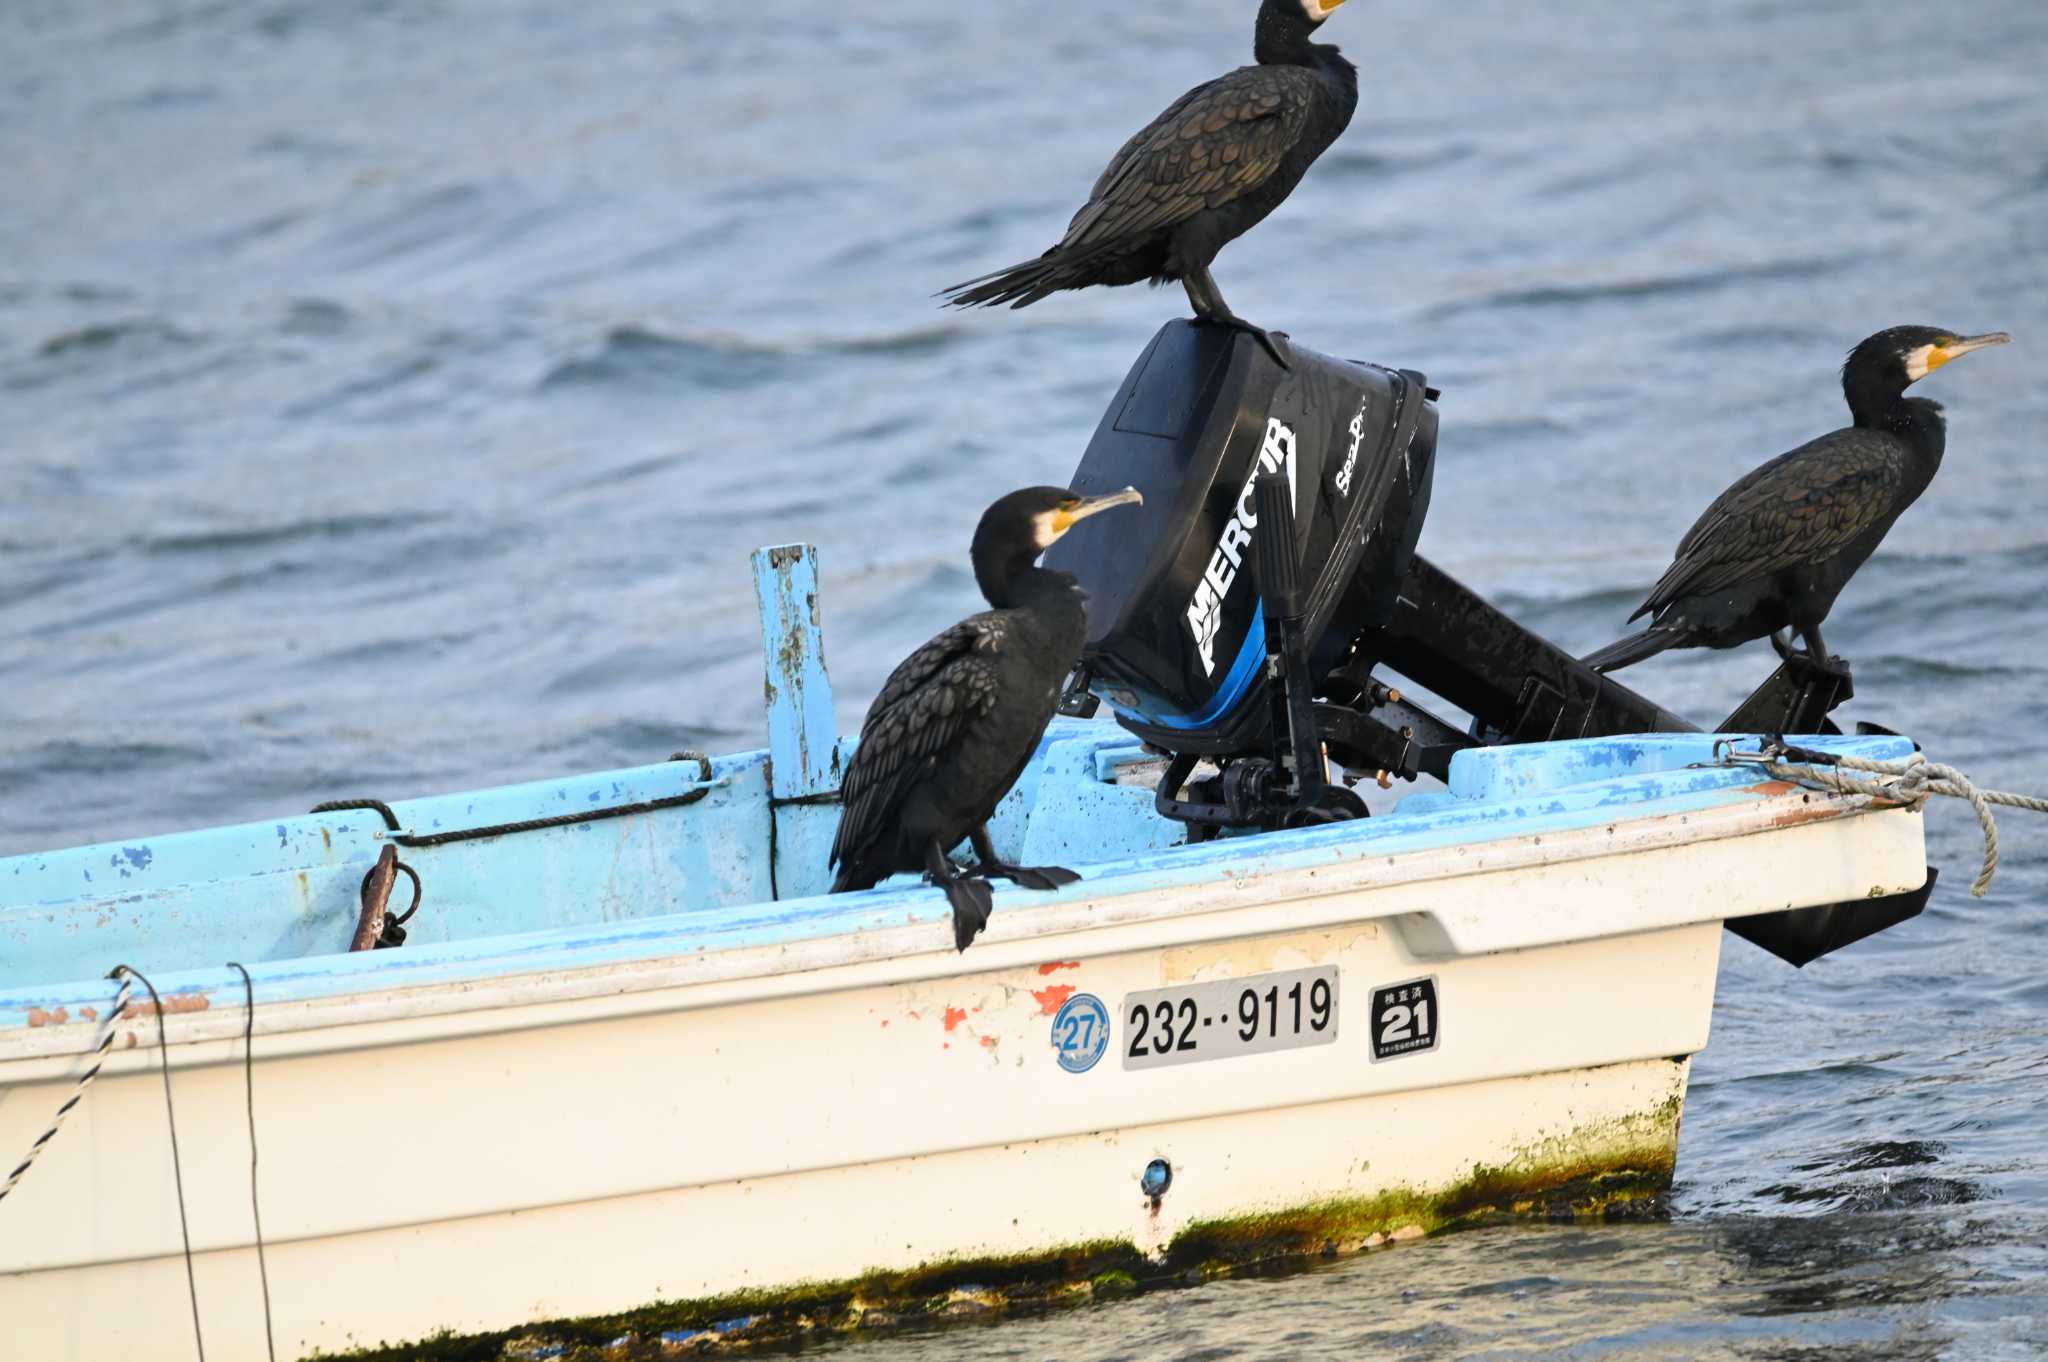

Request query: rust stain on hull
[
  {"left": 26, "top": 1006, "right": 69, "bottom": 1027},
  {"left": 1745, "top": 780, "right": 1804, "bottom": 797}
]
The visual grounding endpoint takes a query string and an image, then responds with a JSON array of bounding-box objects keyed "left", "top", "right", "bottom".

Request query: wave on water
[
  {"left": 1855, "top": 654, "right": 2033, "bottom": 684},
  {"left": 31, "top": 318, "right": 199, "bottom": 360},
  {"left": 1319, "top": 142, "right": 1476, "bottom": 179},
  {"left": 280, "top": 298, "right": 351, "bottom": 336},
  {"left": 1425, "top": 255, "right": 1855, "bottom": 320},
  {"left": 537, "top": 324, "right": 794, "bottom": 394},
  {"left": 0, "top": 738, "right": 213, "bottom": 780},
  {"left": 825, "top": 323, "right": 968, "bottom": 357},
  {"left": 539, "top": 717, "right": 751, "bottom": 771},
  {"left": 140, "top": 511, "right": 440, "bottom": 557}
]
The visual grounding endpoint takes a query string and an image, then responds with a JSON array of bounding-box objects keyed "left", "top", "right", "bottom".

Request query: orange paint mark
[
  {"left": 1032, "top": 984, "right": 1076, "bottom": 1016},
  {"left": 1037, "top": 961, "right": 1081, "bottom": 975},
  {"left": 1746, "top": 780, "right": 1802, "bottom": 797},
  {"left": 879, "top": 1019, "right": 889, "bottom": 1028},
  {"left": 943, "top": 1042, "right": 951, "bottom": 1050},
  {"left": 907, "top": 1010, "right": 921, "bottom": 1021},
  {"left": 980, "top": 1035, "right": 999, "bottom": 1050},
  {"left": 80, "top": 1006, "right": 98, "bottom": 1021},
  {"left": 129, "top": 993, "right": 211, "bottom": 1017},
  {"left": 26, "top": 1006, "right": 69, "bottom": 1027},
  {"left": 943, "top": 1007, "right": 969, "bottom": 1032}
]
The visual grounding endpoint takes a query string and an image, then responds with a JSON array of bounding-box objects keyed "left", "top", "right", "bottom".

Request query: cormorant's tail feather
[
  {"left": 829, "top": 854, "right": 879, "bottom": 896},
  {"left": 940, "top": 248, "right": 1094, "bottom": 311},
  {"left": 1581, "top": 628, "right": 1681, "bottom": 674}
]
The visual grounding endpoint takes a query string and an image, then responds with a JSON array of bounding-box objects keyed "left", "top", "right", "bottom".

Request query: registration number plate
[{"left": 1121, "top": 966, "right": 1339, "bottom": 1070}]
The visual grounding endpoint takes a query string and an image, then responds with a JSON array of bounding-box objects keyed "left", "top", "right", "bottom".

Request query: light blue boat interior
[{"left": 0, "top": 544, "right": 1914, "bottom": 1027}]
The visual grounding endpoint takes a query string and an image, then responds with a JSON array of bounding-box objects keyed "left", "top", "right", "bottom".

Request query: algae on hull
[{"left": 324, "top": 1113, "right": 1678, "bottom": 1361}]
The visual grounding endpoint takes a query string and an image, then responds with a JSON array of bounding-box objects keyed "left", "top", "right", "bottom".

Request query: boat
[{"left": 0, "top": 327, "right": 1937, "bottom": 1359}]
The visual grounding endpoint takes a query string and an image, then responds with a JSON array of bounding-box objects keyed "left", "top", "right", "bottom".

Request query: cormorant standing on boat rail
[
  {"left": 940, "top": 0, "right": 1358, "bottom": 368},
  {"left": 1583, "top": 326, "right": 2010, "bottom": 676},
  {"left": 830, "top": 485, "right": 1143, "bottom": 952}
]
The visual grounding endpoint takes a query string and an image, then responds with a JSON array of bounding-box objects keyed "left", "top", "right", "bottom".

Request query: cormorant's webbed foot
[
  {"left": 1784, "top": 648, "right": 1851, "bottom": 684},
  {"left": 1784, "top": 625, "right": 1850, "bottom": 682},
  {"left": 983, "top": 863, "right": 1082, "bottom": 892},
  {"left": 1770, "top": 629, "right": 1798, "bottom": 662},
  {"left": 968, "top": 828, "right": 1081, "bottom": 893},
  {"left": 1194, "top": 313, "right": 1291, "bottom": 369},
  {"left": 924, "top": 840, "right": 994, "bottom": 952},
  {"left": 1182, "top": 265, "right": 1291, "bottom": 369}
]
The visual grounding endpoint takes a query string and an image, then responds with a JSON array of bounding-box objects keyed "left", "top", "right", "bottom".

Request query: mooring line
[
  {"left": 1719, "top": 741, "right": 2048, "bottom": 897},
  {"left": 0, "top": 970, "right": 131, "bottom": 1205},
  {"left": 227, "top": 961, "right": 278, "bottom": 1362},
  {"left": 116, "top": 965, "right": 208, "bottom": 1362}
]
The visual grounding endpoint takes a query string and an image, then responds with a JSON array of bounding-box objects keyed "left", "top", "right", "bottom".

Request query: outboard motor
[
  {"left": 1050, "top": 322, "right": 1437, "bottom": 750},
  {"left": 1047, "top": 319, "right": 1936, "bottom": 963},
  {"left": 1048, "top": 320, "right": 1437, "bottom": 828}
]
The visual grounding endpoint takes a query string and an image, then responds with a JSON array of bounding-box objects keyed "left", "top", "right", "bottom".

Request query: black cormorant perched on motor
[
  {"left": 829, "top": 485, "right": 1143, "bottom": 952},
  {"left": 940, "top": 0, "right": 1358, "bottom": 367},
  {"left": 1583, "top": 325, "right": 2010, "bottom": 676}
]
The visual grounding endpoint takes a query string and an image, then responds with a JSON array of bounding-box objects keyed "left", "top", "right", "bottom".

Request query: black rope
[
  {"left": 1771, "top": 740, "right": 1845, "bottom": 768},
  {"left": 308, "top": 798, "right": 399, "bottom": 830},
  {"left": 225, "top": 963, "right": 277, "bottom": 1362},
  {"left": 309, "top": 754, "right": 717, "bottom": 849},
  {"left": 113, "top": 965, "right": 205, "bottom": 1362}
]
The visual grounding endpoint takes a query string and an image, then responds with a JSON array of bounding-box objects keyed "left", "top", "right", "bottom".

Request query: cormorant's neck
[
  {"left": 1890, "top": 396, "right": 1949, "bottom": 496},
  {"left": 1846, "top": 377, "right": 1944, "bottom": 444},
  {"left": 976, "top": 556, "right": 1080, "bottom": 614},
  {"left": 1254, "top": 17, "right": 1324, "bottom": 66},
  {"left": 1843, "top": 365, "right": 1913, "bottom": 430}
]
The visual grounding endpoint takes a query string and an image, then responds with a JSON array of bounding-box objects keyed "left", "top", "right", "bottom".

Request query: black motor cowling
[{"left": 1045, "top": 321, "right": 1438, "bottom": 754}]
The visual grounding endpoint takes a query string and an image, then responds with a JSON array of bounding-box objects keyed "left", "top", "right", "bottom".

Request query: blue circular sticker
[{"left": 1051, "top": 992, "right": 1110, "bottom": 1074}]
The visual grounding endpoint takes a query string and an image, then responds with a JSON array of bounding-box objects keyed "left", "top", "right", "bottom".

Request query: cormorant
[
  {"left": 940, "top": 0, "right": 1358, "bottom": 367},
  {"left": 1583, "top": 326, "right": 2010, "bottom": 676},
  {"left": 829, "top": 485, "right": 1143, "bottom": 951}
]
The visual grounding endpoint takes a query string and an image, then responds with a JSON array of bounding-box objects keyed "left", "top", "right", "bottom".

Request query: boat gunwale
[{"left": 0, "top": 772, "right": 1919, "bottom": 1069}]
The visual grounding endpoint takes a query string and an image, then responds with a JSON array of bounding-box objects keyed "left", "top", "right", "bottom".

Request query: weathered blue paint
[
  {"left": 0, "top": 756, "right": 738, "bottom": 992},
  {"left": 0, "top": 725, "right": 1915, "bottom": 1032},
  {"left": 752, "top": 543, "right": 839, "bottom": 802},
  {"left": 754, "top": 543, "right": 844, "bottom": 901}
]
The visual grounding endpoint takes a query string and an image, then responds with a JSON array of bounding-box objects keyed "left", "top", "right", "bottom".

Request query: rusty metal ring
[{"left": 386, "top": 861, "right": 424, "bottom": 926}]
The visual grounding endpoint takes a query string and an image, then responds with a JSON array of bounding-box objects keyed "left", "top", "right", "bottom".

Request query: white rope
[
  {"left": 0, "top": 969, "right": 131, "bottom": 1205},
  {"left": 1722, "top": 742, "right": 2048, "bottom": 897}
]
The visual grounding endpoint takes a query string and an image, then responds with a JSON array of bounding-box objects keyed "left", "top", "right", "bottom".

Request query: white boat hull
[{"left": 1, "top": 797, "right": 1923, "bottom": 1360}]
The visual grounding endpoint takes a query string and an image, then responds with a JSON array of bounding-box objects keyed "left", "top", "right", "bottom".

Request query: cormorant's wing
[
  {"left": 1057, "top": 64, "right": 1320, "bottom": 254},
  {"left": 829, "top": 614, "right": 1007, "bottom": 871},
  {"left": 1633, "top": 431, "right": 1905, "bottom": 620}
]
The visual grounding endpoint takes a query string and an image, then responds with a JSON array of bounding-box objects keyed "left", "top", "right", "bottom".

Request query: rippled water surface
[{"left": 4, "top": 1, "right": 2047, "bottom": 1356}]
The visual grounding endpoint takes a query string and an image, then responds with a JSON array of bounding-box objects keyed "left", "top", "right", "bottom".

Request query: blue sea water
[{"left": 2, "top": 1, "right": 2045, "bottom": 1356}]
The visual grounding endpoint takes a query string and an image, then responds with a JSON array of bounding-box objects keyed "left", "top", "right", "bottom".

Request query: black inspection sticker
[{"left": 1369, "top": 976, "right": 1439, "bottom": 1061}]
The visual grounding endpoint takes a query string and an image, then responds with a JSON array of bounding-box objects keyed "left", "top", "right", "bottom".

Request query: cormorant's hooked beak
[
  {"left": 1928, "top": 332, "right": 2010, "bottom": 371},
  {"left": 1053, "top": 487, "right": 1143, "bottom": 536}
]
